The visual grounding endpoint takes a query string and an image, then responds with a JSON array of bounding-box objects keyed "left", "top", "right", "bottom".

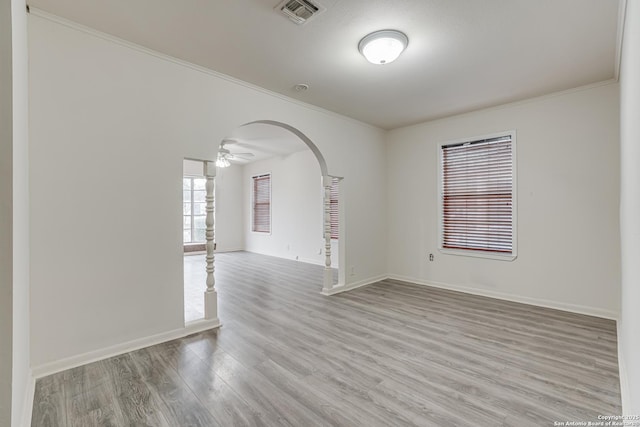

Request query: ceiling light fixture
[
  {"left": 358, "top": 30, "right": 408, "bottom": 65},
  {"left": 215, "top": 152, "right": 230, "bottom": 168}
]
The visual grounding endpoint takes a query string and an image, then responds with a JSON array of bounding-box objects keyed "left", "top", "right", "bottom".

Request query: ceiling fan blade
[
  {"left": 221, "top": 138, "right": 240, "bottom": 146},
  {"left": 228, "top": 153, "right": 254, "bottom": 160}
]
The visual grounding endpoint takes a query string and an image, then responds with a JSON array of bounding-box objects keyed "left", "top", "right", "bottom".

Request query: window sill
[{"left": 439, "top": 248, "right": 517, "bottom": 261}]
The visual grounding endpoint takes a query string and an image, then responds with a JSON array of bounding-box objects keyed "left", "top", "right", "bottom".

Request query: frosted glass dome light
[{"left": 358, "top": 30, "right": 408, "bottom": 65}]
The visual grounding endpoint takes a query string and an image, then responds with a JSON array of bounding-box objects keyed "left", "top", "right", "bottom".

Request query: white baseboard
[
  {"left": 184, "top": 318, "right": 222, "bottom": 335},
  {"left": 617, "top": 324, "right": 630, "bottom": 415},
  {"left": 184, "top": 248, "right": 245, "bottom": 256},
  {"left": 321, "top": 274, "right": 386, "bottom": 296},
  {"left": 17, "top": 373, "right": 35, "bottom": 427},
  {"left": 242, "top": 250, "right": 338, "bottom": 269},
  {"left": 297, "top": 256, "right": 339, "bottom": 269},
  {"left": 216, "top": 248, "right": 245, "bottom": 254},
  {"left": 296, "top": 256, "right": 324, "bottom": 267},
  {"left": 31, "top": 320, "right": 221, "bottom": 379},
  {"left": 386, "top": 274, "right": 620, "bottom": 320}
]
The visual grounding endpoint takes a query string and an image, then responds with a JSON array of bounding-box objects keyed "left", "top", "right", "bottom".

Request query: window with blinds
[
  {"left": 252, "top": 174, "right": 271, "bottom": 233},
  {"left": 330, "top": 177, "right": 339, "bottom": 240},
  {"left": 440, "top": 133, "right": 515, "bottom": 258}
]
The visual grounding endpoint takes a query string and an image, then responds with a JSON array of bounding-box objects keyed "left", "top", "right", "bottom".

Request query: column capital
[{"left": 204, "top": 161, "right": 217, "bottom": 178}]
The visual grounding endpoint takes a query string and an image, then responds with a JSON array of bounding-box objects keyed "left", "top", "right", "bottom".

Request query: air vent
[{"left": 275, "top": 0, "right": 325, "bottom": 25}]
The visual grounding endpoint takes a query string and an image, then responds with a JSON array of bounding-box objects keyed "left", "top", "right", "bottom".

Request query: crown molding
[{"left": 27, "top": 7, "right": 383, "bottom": 132}]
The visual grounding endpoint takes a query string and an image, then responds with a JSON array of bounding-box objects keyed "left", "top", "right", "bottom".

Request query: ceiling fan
[{"left": 216, "top": 139, "right": 254, "bottom": 168}]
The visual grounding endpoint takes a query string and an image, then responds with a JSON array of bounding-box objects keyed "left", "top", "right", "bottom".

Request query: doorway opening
[
  {"left": 183, "top": 120, "right": 343, "bottom": 326},
  {"left": 182, "top": 159, "right": 207, "bottom": 322}
]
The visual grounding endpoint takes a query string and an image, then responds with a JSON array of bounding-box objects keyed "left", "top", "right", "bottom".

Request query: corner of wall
[
  {"left": 11, "top": 0, "right": 31, "bottom": 424},
  {"left": 617, "top": 322, "right": 630, "bottom": 414}
]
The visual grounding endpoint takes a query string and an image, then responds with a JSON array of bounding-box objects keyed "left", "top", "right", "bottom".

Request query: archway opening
[{"left": 183, "top": 121, "right": 343, "bottom": 325}]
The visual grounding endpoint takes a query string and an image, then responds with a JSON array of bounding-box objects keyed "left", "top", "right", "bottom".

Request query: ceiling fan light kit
[
  {"left": 216, "top": 140, "right": 255, "bottom": 168},
  {"left": 359, "top": 29, "right": 408, "bottom": 65},
  {"left": 215, "top": 154, "right": 231, "bottom": 168}
]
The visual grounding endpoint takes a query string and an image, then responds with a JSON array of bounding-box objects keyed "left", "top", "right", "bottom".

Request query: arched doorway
[{"left": 199, "top": 120, "right": 343, "bottom": 325}]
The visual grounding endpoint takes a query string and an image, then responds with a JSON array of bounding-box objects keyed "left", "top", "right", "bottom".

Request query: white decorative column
[
  {"left": 203, "top": 161, "right": 219, "bottom": 324},
  {"left": 322, "top": 175, "right": 334, "bottom": 293}
]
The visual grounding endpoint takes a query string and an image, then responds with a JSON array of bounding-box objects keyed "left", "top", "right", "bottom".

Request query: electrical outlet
[
  {"left": 429, "top": 253, "right": 434, "bottom": 261},
  {"left": 350, "top": 266, "right": 355, "bottom": 276}
]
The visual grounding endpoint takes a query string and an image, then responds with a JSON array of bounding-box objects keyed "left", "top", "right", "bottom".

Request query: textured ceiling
[{"left": 29, "top": 0, "right": 620, "bottom": 129}]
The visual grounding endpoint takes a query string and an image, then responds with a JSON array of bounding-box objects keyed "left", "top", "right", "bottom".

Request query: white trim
[
  {"left": 615, "top": 0, "right": 628, "bottom": 81},
  {"left": 437, "top": 130, "right": 517, "bottom": 261},
  {"left": 27, "top": 8, "right": 380, "bottom": 132},
  {"left": 31, "top": 320, "right": 221, "bottom": 379},
  {"left": 438, "top": 248, "right": 516, "bottom": 262},
  {"left": 386, "top": 274, "right": 620, "bottom": 320},
  {"left": 18, "top": 373, "right": 35, "bottom": 427},
  {"left": 321, "top": 274, "right": 386, "bottom": 296},
  {"left": 297, "top": 256, "right": 339, "bottom": 269},
  {"left": 617, "top": 323, "right": 630, "bottom": 414},
  {"left": 296, "top": 256, "right": 325, "bottom": 266},
  {"left": 215, "top": 247, "right": 246, "bottom": 254},
  {"left": 183, "top": 318, "right": 222, "bottom": 334}
]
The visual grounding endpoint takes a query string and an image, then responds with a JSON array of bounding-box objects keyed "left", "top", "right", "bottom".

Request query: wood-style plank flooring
[{"left": 32, "top": 251, "right": 621, "bottom": 426}]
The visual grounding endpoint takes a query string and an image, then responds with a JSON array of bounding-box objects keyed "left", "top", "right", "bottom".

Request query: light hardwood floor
[{"left": 32, "top": 251, "right": 621, "bottom": 426}]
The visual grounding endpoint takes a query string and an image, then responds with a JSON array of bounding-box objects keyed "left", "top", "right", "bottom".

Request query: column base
[
  {"left": 322, "top": 268, "right": 334, "bottom": 294},
  {"left": 204, "top": 289, "right": 218, "bottom": 320}
]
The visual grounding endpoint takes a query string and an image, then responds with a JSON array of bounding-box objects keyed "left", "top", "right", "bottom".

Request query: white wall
[
  {"left": 387, "top": 82, "right": 620, "bottom": 318},
  {"left": 1, "top": 0, "right": 31, "bottom": 425},
  {"left": 215, "top": 165, "right": 245, "bottom": 252},
  {"left": 28, "top": 13, "right": 386, "bottom": 369},
  {"left": 619, "top": 0, "right": 640, "bottom": 415},
  {"left": 11, "top": 0, "right": 31, "bottom": 425},
  {"left": 243, "top": 150, "right": 338, "bottom": 267},
  {"left": 1, "top": 0, "right": 14, "bottom": 424}
]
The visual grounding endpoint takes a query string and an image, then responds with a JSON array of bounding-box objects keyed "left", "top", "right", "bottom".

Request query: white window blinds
[
  {"left": 330, "top": 177, "right": 339, "bottom": 240},
  {"left": 252, "top": 174, "right": 271, "bottom": 233},
  {"left": 441, "top": 135, "right": 513, "bottom": 254}
]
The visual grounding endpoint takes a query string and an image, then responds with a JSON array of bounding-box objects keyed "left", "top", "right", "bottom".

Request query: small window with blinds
[
  {"left": 330, "top": 177, "right": 339, "bottom": 240},
  {"left": 252, "top": 174, "right": 271, "bottom": 233},
  {"left": 439, "top": 132, "right": 516, "bottom": 260}
]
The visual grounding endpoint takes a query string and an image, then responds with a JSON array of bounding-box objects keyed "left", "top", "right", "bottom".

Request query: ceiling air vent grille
[{"left": 276, "top": 0, "right": 325, "bottom": 25}]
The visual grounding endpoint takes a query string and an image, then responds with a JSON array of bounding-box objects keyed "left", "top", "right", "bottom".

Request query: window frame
[
  {"left": 437, "top": 130, "right": 517, "bottom": 261},
  {"left": 183, "top": 175, "right": 207, "bottom": 244},
  {"left": 251, "top": 173, "right": 272, "bottom": 234}
]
